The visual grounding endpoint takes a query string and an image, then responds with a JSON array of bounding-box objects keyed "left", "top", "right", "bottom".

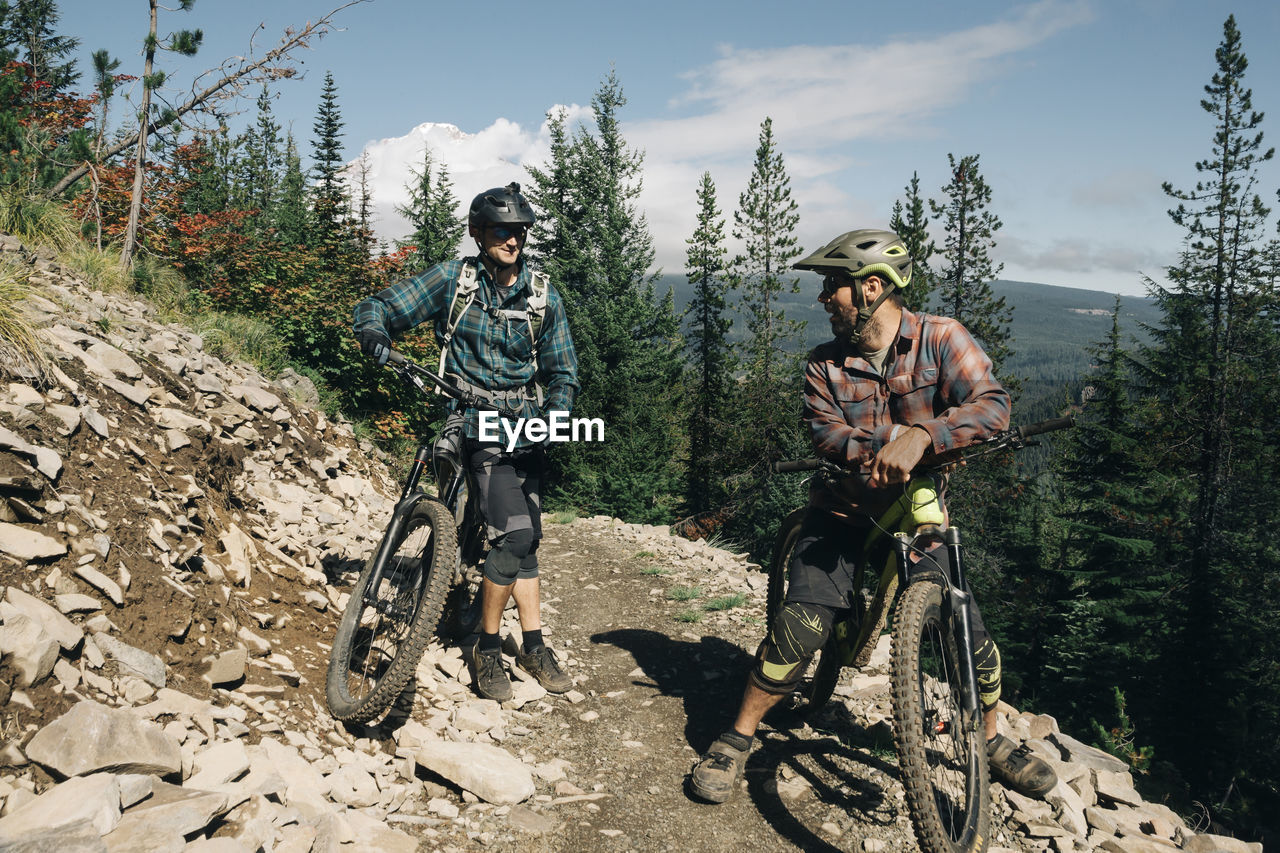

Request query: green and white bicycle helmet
[
  {"left": 794, "top": 229, "right": 913, "bottom": 345},
  {"left": 793, "top": 228, "right": 913, "bottom": 289}
]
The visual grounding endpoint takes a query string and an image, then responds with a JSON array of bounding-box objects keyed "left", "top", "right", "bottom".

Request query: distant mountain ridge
[{"left": 658, "top": 274, "right": 1162, "bottom": 418}]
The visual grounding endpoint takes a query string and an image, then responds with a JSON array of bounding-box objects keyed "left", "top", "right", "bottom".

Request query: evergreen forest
[{"left": 2, "top": 3, "right": 1279, "bottom": 842}]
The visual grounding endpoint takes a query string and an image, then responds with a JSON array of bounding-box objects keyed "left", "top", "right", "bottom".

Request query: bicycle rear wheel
[
  {"left": 766, "top": 509, "right": 841, "bottom": 715},
  {"left": 890, "top": 579, "right": 991, "bottom": 853},
  {"left": 326, "top": 498, "right": 457, "bottom": 723}
]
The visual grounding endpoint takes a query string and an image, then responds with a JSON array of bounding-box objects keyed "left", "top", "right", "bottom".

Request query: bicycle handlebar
[
  {"left": 771, "top": 458, "right": 826, "bottom": 474},
  {"left": 1018, "top": 415, "right": 1075, "bottom": 439},
  {"left": 382, "top": 348, "right": 524, "bottom": 421}
]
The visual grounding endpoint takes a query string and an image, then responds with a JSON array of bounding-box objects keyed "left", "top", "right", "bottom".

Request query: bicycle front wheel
[
  {"left": 890, "top": 579, "right": 991, "bottom": 853},
  {"left": 326, "top": 498, "right": 457, "bottom": 723}
]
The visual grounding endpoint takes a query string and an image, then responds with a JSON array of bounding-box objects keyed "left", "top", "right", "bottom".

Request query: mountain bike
[
  {"left": 767, "top": 416, "right": 1074, "bottom": 853},
  {"left": 325, "top": 350, "right": 510, "bottom": 723}
]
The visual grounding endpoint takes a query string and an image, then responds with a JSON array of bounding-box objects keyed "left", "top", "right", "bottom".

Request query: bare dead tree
[{"left": 44, "top": 0, "right": 368, "bottom": 205}]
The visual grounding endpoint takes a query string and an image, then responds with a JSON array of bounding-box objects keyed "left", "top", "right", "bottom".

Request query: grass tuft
[
  {"left": 191, "top": 311, "right": 290, "bottom": 376},
  {"left": 550, "top": 509, "right": 578, "bottom": 525},
  {"left": 666, "top": 585, "right": 702, "bottom": 602},
  {"left": 0, "top": 264, "right": 49, "bottom": 381},
  {"left": 0, "top": 187, "right": 76, "bottom": 250},
  {"left": 640, "top": 566, "right": 669, "bottom": 576},
  {"left": 674, "top": 609, "right": 704, "bottom": 623},
  {"left": 703, "top": 593, "right": 747, "bottom": 612}
]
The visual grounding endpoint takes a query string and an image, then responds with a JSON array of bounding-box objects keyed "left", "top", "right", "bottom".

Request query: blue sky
[{"left": 62, "top": 0, "right": 1280, "bottom": 297}]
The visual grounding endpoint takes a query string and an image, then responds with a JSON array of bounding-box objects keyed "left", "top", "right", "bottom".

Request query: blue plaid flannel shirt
[{"left": 353, "top": 257, "right": 579, "bottom": 449}]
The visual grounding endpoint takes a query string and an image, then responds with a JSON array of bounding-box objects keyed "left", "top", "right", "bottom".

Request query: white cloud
[
  {"left": 353, "top": 1, "right": 1092, "bottom": 274},
  {"left": 1001, "top": 233, "right": 1167, "bottom": 275}
]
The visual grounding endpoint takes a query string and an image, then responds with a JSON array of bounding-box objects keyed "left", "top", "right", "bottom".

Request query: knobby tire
[
  {"left": 326, "top": 498, "right": 457, "bottom": 723},
  {"left": 891, "top": 579, "right": 991, "bottom": 853}
]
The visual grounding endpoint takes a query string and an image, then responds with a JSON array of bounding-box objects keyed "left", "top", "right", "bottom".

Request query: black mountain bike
[
  {"left": 324, "top": 350, "right": 506, "bottom": 723},
  {"left": 767, "top": 416, "right": 1074, "bottom": 853}
]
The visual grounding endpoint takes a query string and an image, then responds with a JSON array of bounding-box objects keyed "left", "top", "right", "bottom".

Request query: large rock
[
  {"left": 216, "top": 523, "right": 257, "bottom": 587},
  {"left": 340, "top": 807, "right": 419, "bottom": 853},
  {"left": 0, "top": 521, "right": 66, "bottom": 561},
  {"left": 101, "top": 782, "right": 228, "bottom": 853},
  {"left": 24, "top": 700, "right": 182, "bottom": 778},
  {"left": 253, "top": 738, "right": 330, "bottom": 818},
  {"left": 1183, "top": 834, "right": 1264, "bottom": 853},
  {"left": 92, "top": 634, "right": 165, "bottom": 688},
  {"left": 4, "top": 587, "right": 82, "bottom": 650},
  {"left": 151, "top": 407, "right": 213, "bottom": 435},
  {"left": 185, "top": 741, "right": 250, "bottom": 789},
  {"left": 0, "top": 612, "right": 59, "bottom": 687},
  {"left": 414, "top": 741, "right": 535, "bottom": 805},
  {"left": 0, "top": 772, "right": 121, "bottom": 841},
  {"left": 0, "top": 818, "right": 107, "bottom": 852},
  {"left": 1051, "top": 732, "right": 1129, "bottom": 774},
  {"left": 0, "top": 425, "right": 62, "bottom": 481}
]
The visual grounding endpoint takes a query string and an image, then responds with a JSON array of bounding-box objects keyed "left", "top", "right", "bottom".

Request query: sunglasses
[
  {"left": 821, "top": 273, "right": 858, "bottom": 297},
  {"left": 490, "top": 225, "right": 528, "bottom": 241}
]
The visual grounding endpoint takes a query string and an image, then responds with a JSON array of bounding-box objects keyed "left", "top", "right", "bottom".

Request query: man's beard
[{"left": 830, "top": 304, "right": 890, "bottom": 347}]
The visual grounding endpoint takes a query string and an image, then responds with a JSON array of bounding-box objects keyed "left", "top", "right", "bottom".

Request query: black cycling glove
[{"left": 357, "top": 328, "right": 392, "bottom": 366}]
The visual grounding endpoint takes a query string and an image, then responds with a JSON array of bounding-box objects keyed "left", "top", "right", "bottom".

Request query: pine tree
[
  {"left": 1038, "top": 302, "right": 1171, "bottom": 729},
  {"left": 240, "top": 85, "right": 281, "bottom": 234},
  {"left": 1137, "top": 14, "right": 1279, "bottom": 805},
  {"left": 930, "top": 153, "right": 1013, "bottom": 374},
  {"left": 525, "top": 70, "right": 686, "bottom": 522},
  {"left": 275, "top": 132, "right": 309, "bottom": 248},
  {"left": 683, "top": 171, "right": 733, "bottom": 514},
  {"left": 730, "top": 116, "right": 803, "bottom": 387},
  {"left": 395, "top": 146, "right": 462, "bottom": 273},
  {"left": 350, "top": 152, "right": 377, "bottom": 263},
  {"left": 889, "top": 171, "right": 935, "bottom": 313},
  {"left": 310, "top": 70, "right": 349, "bottom": 253},
  {"left": 721, "top": 117, "right": 808, "bottom": 556},
  {"left": 0, "top": 0, "right": 79, "bottom": 94}
]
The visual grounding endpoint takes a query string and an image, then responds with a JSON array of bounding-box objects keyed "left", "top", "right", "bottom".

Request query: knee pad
[
  {"left": 482, "top": 527, "right": 537, "bottom": 584},
  {"left": 749, "top": 602, "right": 834, "bottom": 695},
  {"left": 974, "top": 637, "right": 1002, "bottom": 712}
]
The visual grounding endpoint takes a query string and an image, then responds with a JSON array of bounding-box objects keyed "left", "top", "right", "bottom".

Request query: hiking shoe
[
  {"left": 515, "top": 644, "right": 572, "bottom": 693},
  {"left": 987, "top": 733, "right": 1057, "bottom": 798},
  {"left": 691, "top": 733, "right": 752, "bottom": 803},
  {"left": 467, "top": 644, "right": 513, "bottom": 702}
]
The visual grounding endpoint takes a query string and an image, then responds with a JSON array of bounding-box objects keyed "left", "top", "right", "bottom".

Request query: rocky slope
[{"left": 0, "top": 232, "right": 1263, "bottom": 852}]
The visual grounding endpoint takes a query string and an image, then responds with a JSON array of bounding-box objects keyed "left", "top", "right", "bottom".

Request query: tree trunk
[{"left": 120, "top": 0, "right": 158, "bottom": 271}]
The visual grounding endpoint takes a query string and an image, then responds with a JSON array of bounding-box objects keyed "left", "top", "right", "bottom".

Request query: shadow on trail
[
  {"left": 590, "top": 628, "right": 753, "bottom": 753},
  {"left": 592, "top": 628, "right": 902, "bottom": 850},
  {"left": 747, "top": 706, "right": 902, "bottom": 851}
]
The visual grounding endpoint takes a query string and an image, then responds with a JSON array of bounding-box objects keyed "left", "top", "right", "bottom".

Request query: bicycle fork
[{"left": 894, "top": 527, "right": 985, "bottom": 736}]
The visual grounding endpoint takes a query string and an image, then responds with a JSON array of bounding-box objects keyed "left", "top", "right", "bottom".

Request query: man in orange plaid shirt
[{"left": 691, "top": 229, "right": 1057, "bottom": 804}]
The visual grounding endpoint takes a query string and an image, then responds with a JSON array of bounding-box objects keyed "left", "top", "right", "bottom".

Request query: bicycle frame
[{"left": 357, "top": 351, "right": 516, "bottom": 611}]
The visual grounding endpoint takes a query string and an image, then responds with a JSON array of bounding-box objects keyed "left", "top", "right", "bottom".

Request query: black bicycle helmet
[
  {"left": 468, "top": 182, "right": 536, "bottom": 229},
  {"left": 793, "top": 229, "right": 912, "bottom": 289}
]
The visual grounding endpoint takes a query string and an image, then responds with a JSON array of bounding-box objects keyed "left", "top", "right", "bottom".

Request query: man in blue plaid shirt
[{"left": 353, "top": 182, "right": 579, "bottom": 702}]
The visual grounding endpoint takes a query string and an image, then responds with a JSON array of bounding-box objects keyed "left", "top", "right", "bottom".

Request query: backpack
[{"left": 436, "top": 258, "right": 550, "bottom": 404}]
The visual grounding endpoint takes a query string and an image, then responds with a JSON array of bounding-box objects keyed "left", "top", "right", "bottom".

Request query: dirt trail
[{"left": 465, "top": 516, "right": 935, "bottom": 853}]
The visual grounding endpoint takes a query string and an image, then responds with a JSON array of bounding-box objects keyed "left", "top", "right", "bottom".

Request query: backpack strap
[
  {"left": 437, "top": 259, "right": 480, "bottom": 384},
  {"left": 526, "top": 271, "right": 549, "bottom": 406}
]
